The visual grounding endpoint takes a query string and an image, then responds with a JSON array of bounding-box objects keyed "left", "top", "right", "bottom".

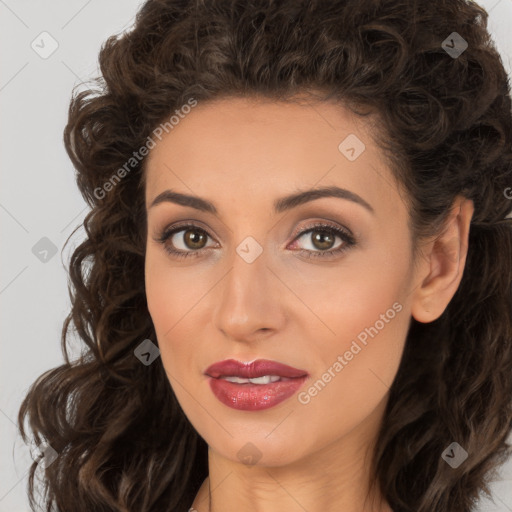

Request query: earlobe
[
  {"left": 411, "top": 295, "right": 439, "bottom": 324},
  {"left": 410, "top": 196, "right": 474, "bottom": 324}
]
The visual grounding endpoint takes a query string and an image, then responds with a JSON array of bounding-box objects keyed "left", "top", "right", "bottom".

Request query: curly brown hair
[{"left": 17, "top": 0, "right": 512, "bottom": 511}]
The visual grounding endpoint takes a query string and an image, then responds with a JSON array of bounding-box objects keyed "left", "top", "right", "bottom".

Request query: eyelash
[{"left": 155, "top": 221, "right": 356, "bottom": 261}]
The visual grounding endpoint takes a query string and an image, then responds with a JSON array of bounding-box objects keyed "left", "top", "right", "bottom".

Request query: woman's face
[{"left": 144, "top": 96, "right": 417, "bottom": 468}]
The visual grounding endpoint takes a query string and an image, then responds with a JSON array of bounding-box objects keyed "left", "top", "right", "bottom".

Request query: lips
[
  {"left": 204, "top": 359, "right": 308, "bottom": 379},
  {"left": 205, "top": 359, "right": 309, "bottom": 411}
]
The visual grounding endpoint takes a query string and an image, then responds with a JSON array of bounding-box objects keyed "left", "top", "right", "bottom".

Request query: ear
[{"left": 410, "top": 196, "right": 474, "bottom": 323}]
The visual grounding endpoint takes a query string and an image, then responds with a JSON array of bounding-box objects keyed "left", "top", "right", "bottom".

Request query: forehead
[
  {"left": 146, "top": 96, "right": 375, "bottom": 164},
  {"left": 144, "top": 96, "right": 400, "bottom": 219}
]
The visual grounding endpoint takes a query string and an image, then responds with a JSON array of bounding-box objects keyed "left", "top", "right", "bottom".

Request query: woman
[{"left": 18, "top": 0, "right": 512, "bottom": 511}]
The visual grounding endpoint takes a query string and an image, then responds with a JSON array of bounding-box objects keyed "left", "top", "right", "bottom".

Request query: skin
[{"left": 143, "top": 96, "right": 474, "bottom": 512}]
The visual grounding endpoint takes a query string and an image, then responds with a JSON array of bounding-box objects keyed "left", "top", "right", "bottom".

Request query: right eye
[{"left": 156, "top": 223, "right": 217, "bottom": 260}]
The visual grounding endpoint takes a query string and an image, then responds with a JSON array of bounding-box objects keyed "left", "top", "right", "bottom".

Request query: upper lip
[{"left": 205, "top": 359, "right": 309, "bottom": 379}]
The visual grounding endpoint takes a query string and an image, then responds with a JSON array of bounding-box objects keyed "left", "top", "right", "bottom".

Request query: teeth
[{"left": 221, "top": 375, "right": 282, "bottom": 384}]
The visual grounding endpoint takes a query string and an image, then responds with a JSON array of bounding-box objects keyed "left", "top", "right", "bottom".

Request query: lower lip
[{"left": 207, "top": 376, "right": 308, "bottom": 411}]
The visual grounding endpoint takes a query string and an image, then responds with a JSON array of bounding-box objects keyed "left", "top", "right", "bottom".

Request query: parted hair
[{"left": 18, "top": 0, "right": 512, "bottom": 511}]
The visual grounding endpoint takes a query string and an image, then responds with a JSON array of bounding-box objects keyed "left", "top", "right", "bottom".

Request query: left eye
[
  {"left": 292, "top": 226, "right": 344, "bottom": 252},
  {"left": 156, "top": 222, "right": 356, "bottom": 260},
  {"left": 288, "top": 223, "right": 356, "bottom": 259}
]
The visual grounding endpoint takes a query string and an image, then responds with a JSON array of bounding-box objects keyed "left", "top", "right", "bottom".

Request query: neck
[{"left": 190, "top": 397, "right": 392, "bottom": 512}]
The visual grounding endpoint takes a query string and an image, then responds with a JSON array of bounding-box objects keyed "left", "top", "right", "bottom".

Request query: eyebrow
[{"left": 149, "top": 185, "right": 375, "bottom": 215}]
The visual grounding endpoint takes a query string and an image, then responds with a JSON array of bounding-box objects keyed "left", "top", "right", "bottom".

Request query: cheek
[
  {"left": 144, "top": 248, "right": 209, "bottom": 332},
  {"left": 292, "top": 244, "right": 411, "bottom": 430},
  {"left": 144, "top": 252, "right": 215, "bottom": 375},
  {"left": 295, "top": 294, "right": 408, "bottom": 444}
]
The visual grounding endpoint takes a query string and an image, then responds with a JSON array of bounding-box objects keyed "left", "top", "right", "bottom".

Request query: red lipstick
[{"left": 205, "top": 359, "right": 309, "bottom": 411}]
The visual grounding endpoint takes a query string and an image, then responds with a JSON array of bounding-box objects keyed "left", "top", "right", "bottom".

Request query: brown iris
[
  {"left": 311, "top": 230, "right": 335, "bottom": 251},
  {"left": 183, "top": 228, "right": 207, "bottom": 250}
]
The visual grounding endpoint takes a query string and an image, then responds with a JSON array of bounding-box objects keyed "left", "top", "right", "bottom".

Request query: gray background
[{"left": 1, "top": 0, "right": 511, "bottom": 510}]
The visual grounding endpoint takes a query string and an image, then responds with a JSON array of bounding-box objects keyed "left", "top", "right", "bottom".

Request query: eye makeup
[{"left": 153, "top": 220, "right": 357, "bottom": 261}]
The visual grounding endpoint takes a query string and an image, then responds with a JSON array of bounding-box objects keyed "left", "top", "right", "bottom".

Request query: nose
[{"left": 212, "top": 245, "right": 286, "bottom": 343}]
